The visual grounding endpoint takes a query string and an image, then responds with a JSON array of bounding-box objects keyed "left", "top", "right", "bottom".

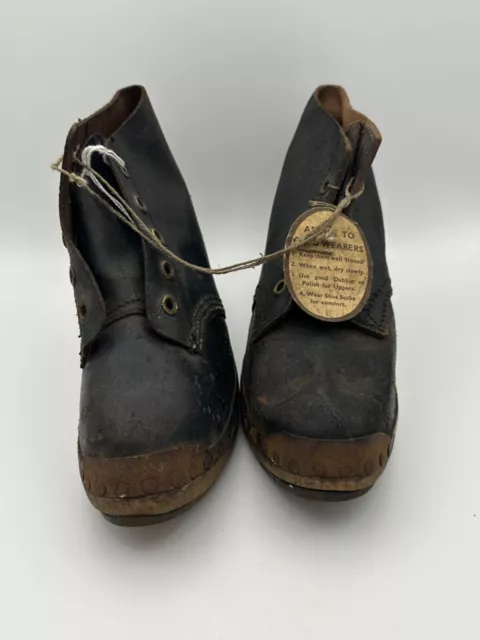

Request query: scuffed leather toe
[
  {"left": 244, "top": 310, "right": 396, "bottom": 443},
  {"left": 79, "top": 315, "right": 238, "bottom": 459},
  {"left": 242, "top": 311, "right": 397, "bottom": 495}
]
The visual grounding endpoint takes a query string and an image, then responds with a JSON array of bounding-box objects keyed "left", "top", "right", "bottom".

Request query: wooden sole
[
  {"left": 86, "top": 447, "right": 232, "bottom": 525},
  {"left": 79, "top": 405, "right": 238, "bottom": 526},
  {"left": 269, "top": 473, "right": 372, "bottom": 502},
  {"left": 102, "top": 501, "right": 198, "bottom": 527},
  {"left": 244, "top": 413, "right": 397, "bottom": 501}
]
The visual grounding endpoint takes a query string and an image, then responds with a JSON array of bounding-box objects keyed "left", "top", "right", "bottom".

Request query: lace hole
[
  {"left": 162, "top": 295, "right": 178, "bottom": 315},
  {"left": 69, "top": 266, "right": 76, "bottom": 286},
  {"left": 152, "top": 228, "right": 165, "bottom": 245},
  {"left": 77, "top": 303, "right": 88, "bottom": 320},
  {"left": 134, "top": 194, "right": 146, "bottom": 211},
  {"left": 273, "top": 279, "right": 286, "bottom": 295},
  {"left": 161, "top": 261, "right": 174, "bottom": 279},
  {"left": 319, "top": 180, "right": 330, "bottom": 194}
]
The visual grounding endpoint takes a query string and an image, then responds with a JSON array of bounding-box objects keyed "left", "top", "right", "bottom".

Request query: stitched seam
[
  {"left": 191, "top": 295, "right": 223, "bottom": 330},
  {"left": 189, "top": 296, "right": 225, "bottom": 351},
  {"left": 190, "top": 305, "right": 225, "bottom": 351},
  {"left": 105, "top": 300, "right": 145, "bottom": 326},
  {"left": 191, "top": 300, "right": 224, "bottom": 340},
  {"left": 361, "top": 278, "right": 391, "bottom": 328},
  {"left": 354, "top": 278, "right": 392, "bottom": 335},
  {"left": 107, "top": 297, "right": 144, "bottom": 314}
]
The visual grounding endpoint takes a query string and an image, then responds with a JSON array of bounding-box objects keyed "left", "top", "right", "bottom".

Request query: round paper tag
[{"left": 284, "top": 205, "right": 372, "bottom": 322}]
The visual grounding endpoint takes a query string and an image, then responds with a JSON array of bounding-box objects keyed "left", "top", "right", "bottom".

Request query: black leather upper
[
  {"left": 59, "top": 86, "right": 238, "bottom": 458},
  {"left": 243, "top": 87, "right": 397, "bottom": 441}
]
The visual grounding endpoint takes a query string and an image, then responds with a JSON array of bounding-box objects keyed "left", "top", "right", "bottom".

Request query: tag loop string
[{"left": 51, "top": 147, "right": 364, "bottom": 276}]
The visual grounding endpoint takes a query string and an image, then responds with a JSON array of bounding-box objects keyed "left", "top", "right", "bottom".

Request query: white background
[{"left": 0, "top": 1, "right": 479, "bottom": 638}]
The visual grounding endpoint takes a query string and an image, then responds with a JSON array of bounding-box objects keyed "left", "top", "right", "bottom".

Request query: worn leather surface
[
  {"left": 243, "top": 86, "right": 397, "bottom": 442},
  {"left": 59, "top": 86, "right": 238, "bottom": 459}
]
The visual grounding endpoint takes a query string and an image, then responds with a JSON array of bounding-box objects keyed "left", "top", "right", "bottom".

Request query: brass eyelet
[
  {"left": 161, "top": 260, "right": 174, "bottom": 280},
  {"left": 134, "top": 194, "right": 146, "bottom": 211},
  {"left": 162, "top": 295, "right": 178, "bottom": 315},
  {"left": 273, "top": 279, "right": 286, "bottom": 295},
  {"left": 152, "top": 228, "right": 165, "bottom": 245}
]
